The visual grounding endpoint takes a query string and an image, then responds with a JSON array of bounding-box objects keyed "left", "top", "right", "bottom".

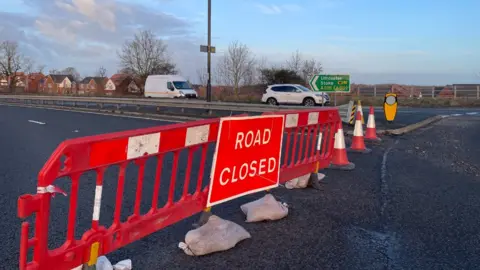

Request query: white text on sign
[
  {"left": 234, "top": 128, "right": 271, "bottom": 149},
  {"left": 220, "top": 128, "right": 276, "bottom": 185}
]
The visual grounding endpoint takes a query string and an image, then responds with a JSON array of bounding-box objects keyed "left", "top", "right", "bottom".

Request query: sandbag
[
  {"left": 178, "top": 215, "right": 251, "bottom": 256},
  {"left": 96, "top": 256, "right": 113, "bottom": 270},
  {"left": 240, "top": 193, "right": 288, "bottom": 222},
  {"left": 285, "top": 173, "right": 326, "bottom": 189},
  {"left": 95, "top": 256, "right": 132, "bottom": 270},
  {"left": 114, "top": 260, "right": 132, "bottom": 270},
  {"left": 285, "top": 174, "right": 310, "bottom": 189}
]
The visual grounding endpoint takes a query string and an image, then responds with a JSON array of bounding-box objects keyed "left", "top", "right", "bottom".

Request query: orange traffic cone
[
  {"left": 328, "top": 121, "right": 355, "bottom": 170},
  {"left": 365, "top": 106, "right": 382, "bottom": 142},
  {"left": 348, "top": 111, "right": 372, "bottom": 153}
]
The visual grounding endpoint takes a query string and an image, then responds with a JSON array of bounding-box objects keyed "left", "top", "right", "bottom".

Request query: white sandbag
[
  {"left": 96, "top": 256, "right": 114, "bottom": 270},
  {"left": 114, "top": 259, "right": 132, "bottom": 270},
  {"left": 178, "top": 215, "right": 251, "bottom": 256},
  {"left": 285, "top": 174, "right": 310, "bottom": 189},
  {"left": 240, "top": 193, "right": 288, "bottom": 222},
  {"left": 285, "top": 173, "right": 326, "bottom": 189}
]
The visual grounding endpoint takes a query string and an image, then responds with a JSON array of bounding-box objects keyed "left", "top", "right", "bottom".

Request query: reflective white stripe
[
  {"left": 367, "top": 114, "right": 375, "bottom": 128},
  {"left": 308, "top": 112, "right": 319, "bottom": 125},
  {"left": 285, "top": 114, "right": 299, "bottom": 128},
  {"left": 357, "top": 104, "right": 363, "bottom": 116},
  {"left": 127, "top": 133, "right": 160, "bottom": 159},
  {"left": 92, "top": 185, "right": 103, "bottom": 221},
  {"left": 71, "top": 265, "right": 83, "bottom": 270},
  {"left": 334, "top": 129, "right": 346, "bottom": 149},
  {"left": 353, "top": 120, "right": 363, "bottom": 136},
  {"left": 37, "top": 185, "right": 55, "bottom": 194},
  {"left": 316, "top": 132, "right": 323, "bottom": 151},
  {"left": 185, "top": 124, "right": 210, "bottom": 146}
]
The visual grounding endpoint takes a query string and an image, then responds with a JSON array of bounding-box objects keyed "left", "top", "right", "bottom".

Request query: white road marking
[
  {"left": 1, "top": 103, "right": 183, "bottom": 123},
  {"left": 466, "top": 112, "right": 478, "bottom": 115},
  {"left": 28, "top": 120, "right": 46, "bottom": 125},
  {"left": 451, "top": 114, "right": 463, "bottom": 117}
]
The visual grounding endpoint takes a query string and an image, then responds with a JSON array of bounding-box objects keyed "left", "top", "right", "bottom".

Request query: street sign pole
[
  {"left": 199, "top": 0, "right": 216, "bottom": 102},
  {"left": 207, "top": 0, "right": 212, "bottom": 102}
]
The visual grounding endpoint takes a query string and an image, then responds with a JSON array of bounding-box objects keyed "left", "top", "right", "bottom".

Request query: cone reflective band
[
  {"left": 365, "top": 106, "right": 381, "bottom": 142},
  {"left": 383, "top": 93, "right": 398, "bottom": 123}
]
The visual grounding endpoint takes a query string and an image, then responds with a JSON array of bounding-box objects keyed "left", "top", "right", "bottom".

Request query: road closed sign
[{"left": 206, "top": 115, "right": 285, "bottom": 207}]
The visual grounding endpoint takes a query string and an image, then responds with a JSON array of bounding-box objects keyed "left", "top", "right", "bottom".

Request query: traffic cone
[
  {"left": 328, "top": 121, "right": 355, "bottom": 171},
  {"left": 365, "top": 106, "right": 382, "bottom": 142},
  {"left": 348, "top": 111, "right": 372, "bottom": 153},
  {"left": 357, "top": 100, "right": 365, "bottom": 124}
]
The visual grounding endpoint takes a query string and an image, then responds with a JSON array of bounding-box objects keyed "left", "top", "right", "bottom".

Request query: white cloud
[
  {"left": 34, "top": 19, "right": 77, "bottom": 43},
  {"left": 55, "top": 0, "right": 117, "bottom": 31}
]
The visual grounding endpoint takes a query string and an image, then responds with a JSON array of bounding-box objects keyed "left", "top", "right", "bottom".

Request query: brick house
[
  {"left": 44, "top": 74, "right": 76, "bottom": 94},
  {"left": 108, "top": 74, "right": 142, "bottom": 96},
  {"left": 78, "top": 77, "right": 108, "bottom": 95},
  {"left": 25, "top": 73, "right": 46, "bottom": 93}
]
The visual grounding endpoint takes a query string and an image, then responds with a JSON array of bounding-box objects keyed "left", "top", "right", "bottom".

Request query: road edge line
[{"left": 0, "top": 102, "right": 206, "bottom": 123}]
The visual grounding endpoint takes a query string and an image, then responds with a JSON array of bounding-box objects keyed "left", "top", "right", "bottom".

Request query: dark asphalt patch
[{"left": 379, "top": 116, "right": 480, "bottom": 269}]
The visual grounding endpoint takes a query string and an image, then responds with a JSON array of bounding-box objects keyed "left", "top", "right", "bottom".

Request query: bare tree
[
  {"left": 216, "top": 40, "right": 256, "bottom": 96},
  {"left": 285, "top": 49, "right": 303, "bottom": 75},
  {"left": 23, "top": 58, "right": 35, "bottom": 74},
  {"left": 196, "top": 67, "right": 208, "bottom": 86},
  {"left": 0, "top": 41, "right": 25, "bottom": 91},
  {"left": 301, "top": 59, "right": 323, "bottom": 84},
  {"left": 96, "top": 66, "right": 107, "bottom": 77},
  {"left": 59, "top": 67, "right": 82, "bottom": 82},
  {"left": 36, "top": 64, "right": 46, "bottom": 74},
  {"left": 49, "top": 69, "right": 58, "bottom": 75},
  {"left": 118, "top": 29, "right": 177, "bottom": 84},
  {"left": 255, "top": 56, "right": 269, "bottom": 84}
]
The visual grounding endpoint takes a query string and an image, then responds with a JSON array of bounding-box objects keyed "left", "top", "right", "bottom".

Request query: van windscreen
[{"left": 173, "top": 81, "right": 192, "bottom": 90}]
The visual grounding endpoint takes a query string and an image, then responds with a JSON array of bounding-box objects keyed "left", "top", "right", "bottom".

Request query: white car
[{"left": 261, "top": 84, "right": 330, "bottom": 106}]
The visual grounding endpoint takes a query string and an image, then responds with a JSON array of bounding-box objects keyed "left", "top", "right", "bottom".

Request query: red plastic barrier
[
  {"left": 17, "top": 108, "right": 341, "bottom": 270},
  {"left": 18, "top": 117, "right": 221, "bottom": 270},
  {"left": 262, "top": 107, "right": 340, "bottom": 183}
]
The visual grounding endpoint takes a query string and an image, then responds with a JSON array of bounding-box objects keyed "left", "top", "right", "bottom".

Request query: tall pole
[{"left": 206, "top": 0, "right": 212, "bottom": 102}]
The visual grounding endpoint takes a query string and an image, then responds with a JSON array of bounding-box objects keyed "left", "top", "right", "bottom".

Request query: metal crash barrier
[{"left": 17, "top": 107, "right": 341, "bottom": 270}]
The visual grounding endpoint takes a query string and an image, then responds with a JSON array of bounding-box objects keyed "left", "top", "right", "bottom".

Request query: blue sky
[{"left": 2, "top": 0, "right": 480, "bottom": 84}]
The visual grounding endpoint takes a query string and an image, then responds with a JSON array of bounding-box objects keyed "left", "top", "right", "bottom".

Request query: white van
[{"left": 144, "top": 75, "right": 198, "bottom": 98}]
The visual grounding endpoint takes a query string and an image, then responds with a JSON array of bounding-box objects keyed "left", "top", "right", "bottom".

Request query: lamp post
[{"left": 206, "top": 0, "right": 212, "bottom": 102}]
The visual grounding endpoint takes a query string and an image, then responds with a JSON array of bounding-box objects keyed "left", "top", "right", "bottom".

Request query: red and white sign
[{"left": 207, "top": 115, "right": 285, "bottom": 207}]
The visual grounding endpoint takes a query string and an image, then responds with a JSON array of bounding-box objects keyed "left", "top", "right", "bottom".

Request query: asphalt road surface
[
  {"left": 1, "top": 104, "right": 480, "bottom": 269},
  {"left": 343, "top": 107, "right": 480, "bottom": 130}
]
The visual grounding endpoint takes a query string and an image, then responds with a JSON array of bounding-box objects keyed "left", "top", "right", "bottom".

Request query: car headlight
[{"left": 179, "top": 91, "right": 185, "bottom": 95}]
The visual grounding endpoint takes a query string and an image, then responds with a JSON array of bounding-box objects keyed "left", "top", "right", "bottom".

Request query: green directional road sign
[{"left": 309, "top": 74, "right": 350, "bottom": 92}]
